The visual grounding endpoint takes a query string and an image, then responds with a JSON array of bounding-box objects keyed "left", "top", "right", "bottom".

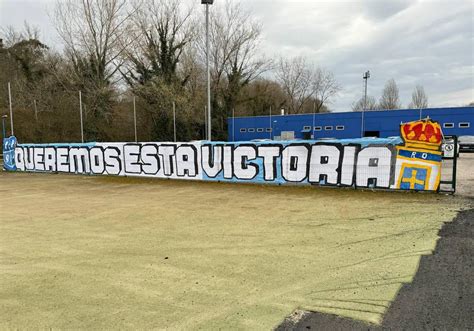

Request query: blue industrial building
[{"left": 227, "top": 106, "right": 474, "bottom": 141}]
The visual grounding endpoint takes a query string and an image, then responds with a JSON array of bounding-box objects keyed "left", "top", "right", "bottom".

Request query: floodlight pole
[
  {"left": 204, "top": 106, "right": 207, "bottom": 140},
  {"left": 8, "top": 82, "right": 14, "bottom": 136},
  {"left": 361, "top": 71, "right": 370, "bottom": 138},
  {"left": 202, "top": 0, "right": 213, "bottom": 141},
  {"left": 79, "top": 91, "right": 84, "bottom": 143}
]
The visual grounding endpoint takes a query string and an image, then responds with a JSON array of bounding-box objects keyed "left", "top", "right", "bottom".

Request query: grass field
[{"left": 0, "top": 172, "right": 463, "bottom": 329}]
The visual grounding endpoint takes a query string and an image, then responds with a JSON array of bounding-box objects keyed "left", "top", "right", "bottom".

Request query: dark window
[
  {"left": 314, "top": 126, "right": 322, "bottom": 131},
  {"left": 443, "top": 123, "right": 454, "bottom": 129},
  {"left": 364, "top": 131, "right": 380, "bottom": 137},
  {"left": 266, "top": 128, "right": 272, "bottom": 132},
  {"left": 240, "top": 128, "right": 247, "bottom": 133},
  {"left": 336, "top": 125, "right": 345, "bottom": 131},
  {"left": 303, "top": 125, "right": 311, "bottom": 131},
  {"left": 257, "top": 128, "right": 264, "bottom": 132},
  {"left": 459, "top": 122, "right": 470, "bottom": 128},
  {"left": 325, "top": 126, "right": 333, "bottom": 131},
  {"left": 248, "top": 128, "right": 255, "bottom": 133}
]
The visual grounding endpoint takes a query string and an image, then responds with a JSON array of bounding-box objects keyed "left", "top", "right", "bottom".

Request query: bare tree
[
  {"left": 205, "top": 1, "right": 268, "bottom": 91},
  {"left": 53, "top": 0, "right": 134, "bottom": 139},
  {"left": 54, "top": 0, "right": 131, "bottom": 88},
  {"left": 352, "top": 95, "right": 378, "bottom": 111},
  {"left": 1, "top": 22, "right": 40, "bottom": 47},
  {"left": 276, "top": 56, "right": 340, "bottom": 114},
  {"left": 117, "top": 0, "right": 204, "bottom": 141},
  {"left": 312, "top": 68, "right": 341, "bottom": 113},
  {"left": 378, "top": 78, "right": 401, "bottom": 110},
  {"left": 408, "top": 84, "right": 428, "bottom": 109},
  {"left": 122, "top": 0, "right": 195, "bottom": 86},
  {"left": 276, "top": 56, "right": 315, "bottom": 114},
  {"left": 197, "top": 0, "right": 270, "bottom": 138}
]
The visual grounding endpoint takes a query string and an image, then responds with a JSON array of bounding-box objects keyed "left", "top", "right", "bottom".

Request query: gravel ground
[{"left": 455, "top": 153, "right": 474, "bottom": 197}]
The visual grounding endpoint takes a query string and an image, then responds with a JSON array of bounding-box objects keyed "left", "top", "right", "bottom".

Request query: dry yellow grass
[{"left": 0, "top": 172, "right": 462, "bottom": 329}]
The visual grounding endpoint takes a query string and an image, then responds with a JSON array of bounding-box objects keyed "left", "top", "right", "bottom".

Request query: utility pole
[
  {"left": 173, "top": 101, "right": 177, "bottom": 142},
  {"left": 133, "top": 96, "right": 137, "bottom": 142},
  {"left": 361, "top": 70, "right": 370, "bottom": 137},
  {"left": 8, "top": 82, "right": 14, "bottom": 136},
  {"left": 79, "top": 91, "right": 84, "bottom": 143}
]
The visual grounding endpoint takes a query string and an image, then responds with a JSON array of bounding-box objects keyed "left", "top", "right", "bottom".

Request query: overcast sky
[{"left": 0, "top": 0, "right": 473, "bottom": 112}]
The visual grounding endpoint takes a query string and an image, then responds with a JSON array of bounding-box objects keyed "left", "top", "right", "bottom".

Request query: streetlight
[
  {"left": 363, "top": 71, "right": 370, "bottom": 109},
  {"left": 202, "top": 0, "right": 214, "bottom": 141},
  {"left": 361, "top": 70, "right": 370, "bottom": 137}
]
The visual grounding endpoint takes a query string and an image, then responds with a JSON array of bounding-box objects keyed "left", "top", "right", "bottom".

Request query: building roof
[{"left": 230, "top": 106, "right": 474, "bottom": 119}]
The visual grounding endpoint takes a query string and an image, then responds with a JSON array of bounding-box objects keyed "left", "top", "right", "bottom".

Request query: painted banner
[{"left": 2, "top": 120, "right": 443, "bottom": 191}]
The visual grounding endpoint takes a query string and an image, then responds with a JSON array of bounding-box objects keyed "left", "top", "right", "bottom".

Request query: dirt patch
[{"left": 0, "top": 171, "right": 464, "bottom": 329}]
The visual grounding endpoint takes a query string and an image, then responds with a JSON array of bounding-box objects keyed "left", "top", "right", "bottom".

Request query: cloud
[
  {"left": 1, "top": 0, "right": 473, "bottom": 110},
  {"left": 361, "top": 0, "right": 413, "bottom": 21},
  {"left": 241, "top": 0, "right": 473, "bottom": 110},
  {"left": 0, "top": 0, "right": 59, "bottom": 47}
]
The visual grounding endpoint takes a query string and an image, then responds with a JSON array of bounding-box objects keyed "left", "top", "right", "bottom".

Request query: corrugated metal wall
[{"left": 228, "top": 107, "right": 474, "bottom": 141}]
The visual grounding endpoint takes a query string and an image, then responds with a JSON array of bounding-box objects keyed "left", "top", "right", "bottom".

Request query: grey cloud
[
  {"left": 361, "top": 0, "right": 414, "bottom": 21},
  {"left": 1, "top": 0, "right": 472, "bottom": 111}
]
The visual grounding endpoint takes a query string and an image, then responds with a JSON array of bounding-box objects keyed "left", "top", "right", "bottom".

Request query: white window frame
[
  {"left": 248, "top": 128, "right": 255, "bottom": 133},
  {"left": 314, "top": 126, "right": 322, "bottom": 131},
  {"left": 325, "top": 126, "right": 333, "bottom": 131},
  {"left": 443, "top": 123, "right": 454, "bottom": 129},
  {"left": 257, "top": 128, "right": 264, "bottom": 132},
  {"left": 336, "top": 125, "right": 345, "bottom": 131},
  {"left": 459, "top": 122, "right": 470, "bottom": 128},
  {"left": 240, "top": 128, "right": 247, "bottom": 133},
  {"left": 303, "top": 125, "right": 311, "bottom": 131}
]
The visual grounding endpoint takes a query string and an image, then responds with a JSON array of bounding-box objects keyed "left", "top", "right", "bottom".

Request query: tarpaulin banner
[{"left": 3, "top": 120, "right": 444, "bottom": 191}]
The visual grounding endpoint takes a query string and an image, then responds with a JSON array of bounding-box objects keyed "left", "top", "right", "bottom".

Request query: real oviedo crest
[{"left": 2, "top": 136, "right": 17, "bottom": 171}]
